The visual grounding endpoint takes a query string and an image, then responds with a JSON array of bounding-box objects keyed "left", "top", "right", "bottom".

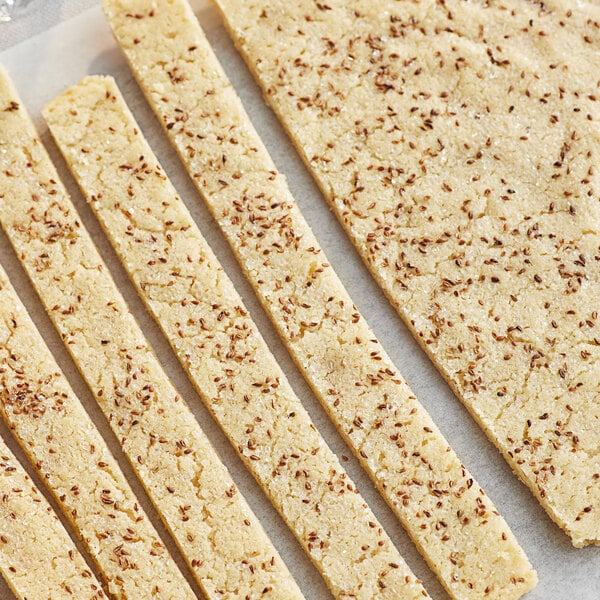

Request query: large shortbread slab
[
  {"left": 211, "top": 0, "right": 600, "bottom": 547},
  {"left": 0, "top": 70, "right": 303, "bottom": 600},
  {"left": 99, "top": 2, "right": 537, "bottom": 598},
  {"left": 0, "top": 435, "right": 106, "bottom": 599},
  {"left": 46, "top": 74, "right": 429, "bottom": 600},
  {"left": 0, "top": 262, "right": 192, "bottom": 599}
]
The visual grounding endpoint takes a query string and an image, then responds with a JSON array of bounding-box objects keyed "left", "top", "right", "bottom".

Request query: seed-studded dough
[
  {"left": 99, "top": 2, "right": 536, "bottom": 598},
  {"left": 0, "top": 265, "right": 192, "bottom": 599},
  {"left": 210, "top": 0, "right": 600, "bottom": 547},
  {"left": 0, "top": 70, "right": 302, "bottom": 600},
  {"left": 46, "top": 75, "right": 428, "bottom": 600},
  {"left": 0, "top": 435, "right": 106, "bottom": 600}
]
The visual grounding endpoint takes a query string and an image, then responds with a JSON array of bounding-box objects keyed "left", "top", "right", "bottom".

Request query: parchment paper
[{"left": 0, "top": 3, "right": 598, "bottom": 599}]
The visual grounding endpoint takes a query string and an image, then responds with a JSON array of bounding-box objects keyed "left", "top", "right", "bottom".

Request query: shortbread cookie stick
[
  {"left": 46, "top": 76, "right": 429, "bottom": 600},
  {"left": 210, "top": 0, "right": 600, "bottom": 547},
  {"left": 0, "top": 263, "right": 193, "bottom": 599},
  {"left": 99, "top": 3, "right": 537, "bottom": 598},
  {"left": 0, "top": 435, "right": 106, "bottom": 600},
  {"left": 0, "top": 71, "right": 303, "bottom": 600}
]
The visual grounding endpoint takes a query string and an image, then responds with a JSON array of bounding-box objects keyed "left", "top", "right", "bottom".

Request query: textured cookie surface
[
  {"left": 47, "top": 71, "right": 428, "bottom": 600},
  {"left": 0, "top": 267, "right": 191, "bottom": 599},
  {"left": 99, "top": 2, "right": 536, "bottom": 598},
  {"left": 212, "top": 0, "right": 600, "bottom": 547},
  {"left": 0, "top": 436, "right": 105, "bottom": 600},
  {"left": 0, "top": 68, "right": 302, "bottom": 600},
  {"left": 0, "top": 68, "right": 193, "bottom": 600}
]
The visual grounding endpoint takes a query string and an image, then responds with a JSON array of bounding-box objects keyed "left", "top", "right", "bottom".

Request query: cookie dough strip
[
  {"left": 99, "top": 2, "right": 536, "bottom": 599},
  {"left": 0, "top": 73, "right": 303, "bottom": 600},
  {"left": 0, "top": 435, "right": 106, "bottom": 600},
  {"left": 45, "top": 76, "right": 429, "bottom": 600},
  {"left": 0, "top": 263, "right": 193, "bottom": 599},
  {"left": 208, "top": 0, "right": 600, "bottom": 547}
]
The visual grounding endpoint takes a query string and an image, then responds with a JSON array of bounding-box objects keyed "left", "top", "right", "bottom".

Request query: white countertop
[{"left": 0, "top": 0, "right": 96, "bottom": 51}]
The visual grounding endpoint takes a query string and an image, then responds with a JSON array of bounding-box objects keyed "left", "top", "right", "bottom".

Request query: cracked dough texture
[
  {"left": 0, "top": 269, "right": 191, "bottom": 600},
  {"left": 0, "top": 68, "right": 193, "bottom": 600},
  {"left": 211, "top": 0, "right": 600, "bottom": 547},
  {"left": 0, "top": 69, "right": 303, "bottom": 600},
  {"left": 46, "top": 71, "right": 428, "bottom": 600},
  {"left": 98, "top": 2, "right": 536, "bottom": 598},
  {"left": 0, "top": 435, "right": 106, "bottom": 600}
]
